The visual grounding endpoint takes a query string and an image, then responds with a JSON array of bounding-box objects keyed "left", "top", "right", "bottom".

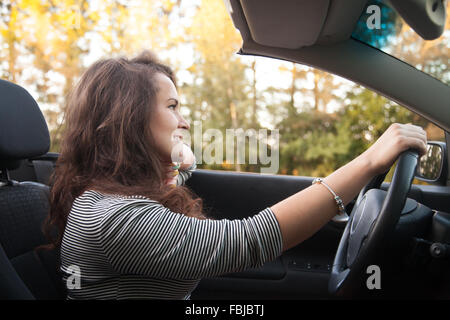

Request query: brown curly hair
[{"left": 40, "top": 50, "right": 204, "bottom": 251}]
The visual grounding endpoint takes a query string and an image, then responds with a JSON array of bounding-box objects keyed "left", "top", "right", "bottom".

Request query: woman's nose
[{"left": 178, "top": 116, "right": 190, "bottom": 130}]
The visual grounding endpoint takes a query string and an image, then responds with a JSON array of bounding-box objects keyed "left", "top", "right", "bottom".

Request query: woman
[{"left": 44, "top": 50, "right": 427, "bottom": 300}]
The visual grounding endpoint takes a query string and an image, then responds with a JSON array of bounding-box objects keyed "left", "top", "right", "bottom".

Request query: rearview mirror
[
  {"left": 390, "top": 0, "right": 447, "bottom": 40},
  {"left": 415, "top": 141, "right": 448, "bottom": 184}
]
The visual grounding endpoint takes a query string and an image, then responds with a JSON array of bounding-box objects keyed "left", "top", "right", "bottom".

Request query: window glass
[{"left": 192, "top": 57, "right": 445, "bottom": 188}]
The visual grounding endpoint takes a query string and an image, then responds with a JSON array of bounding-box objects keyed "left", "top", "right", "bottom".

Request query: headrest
[{"left": 0, "top": 79, "right": 50, "bottom": 170}]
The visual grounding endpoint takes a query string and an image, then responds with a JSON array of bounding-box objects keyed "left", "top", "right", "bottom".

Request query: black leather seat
[{"left": 0, "top": 79, "right": 65, "bottom": 299}]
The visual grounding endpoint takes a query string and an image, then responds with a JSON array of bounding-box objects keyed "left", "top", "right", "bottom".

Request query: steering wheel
[{"left": 328, "top": 149, "right": 420, "bottom": 296}]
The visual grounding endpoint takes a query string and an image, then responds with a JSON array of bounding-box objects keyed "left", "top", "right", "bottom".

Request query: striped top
[{"left": 60, "top": 162, "right": 282, "bottom": 299}]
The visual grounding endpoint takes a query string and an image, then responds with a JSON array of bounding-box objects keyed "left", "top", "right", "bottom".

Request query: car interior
[{"left": 1, "top": 0, "right": 450, "bottom": 299}]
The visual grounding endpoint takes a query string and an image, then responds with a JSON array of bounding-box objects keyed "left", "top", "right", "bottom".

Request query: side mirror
[{"left": 415, "top": 141, "right": 448, "bottom": 185}]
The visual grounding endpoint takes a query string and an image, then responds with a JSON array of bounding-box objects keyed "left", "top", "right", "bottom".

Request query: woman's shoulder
[
  {"left": 68, "top": 189, "right": 167, "bottom": 228},
  {"left": 82, "top": 189, "right": 151, "bottom": 200},
  {"left": 74, "top": 189, "right": 161, "bottom": 211}
]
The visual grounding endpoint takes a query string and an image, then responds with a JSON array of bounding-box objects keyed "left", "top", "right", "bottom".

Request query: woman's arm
[
  {"left": 100, "top": 200, "right": 282, "bottom": 280},
  {"left": 272, "top": 154, "right": 373, "bottom": 251},
  {"left": 271, "top": 123, "right": 427, "bottom": 251}
]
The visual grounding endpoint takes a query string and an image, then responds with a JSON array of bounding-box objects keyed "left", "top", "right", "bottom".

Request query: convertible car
[{"left": 0, "top": 0, "right": 449, "bottom": 299}]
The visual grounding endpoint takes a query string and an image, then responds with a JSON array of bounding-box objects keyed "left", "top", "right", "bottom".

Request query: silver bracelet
[{"left": 312, "top": 178, "right": 346, "bottom": 215}]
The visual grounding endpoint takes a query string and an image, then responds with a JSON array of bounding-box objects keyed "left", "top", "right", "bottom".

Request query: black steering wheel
[{"left": 328, "top": 149, "right": 420, "bottom": 296}]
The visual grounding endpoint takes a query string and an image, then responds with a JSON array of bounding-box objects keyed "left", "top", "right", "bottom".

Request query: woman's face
[{"left": 150, "top": 72, "right": 190, "bottom": 163}]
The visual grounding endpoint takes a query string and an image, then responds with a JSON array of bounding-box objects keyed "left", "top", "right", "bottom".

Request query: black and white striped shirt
[{"left": 60, "top": 168, "right": 283, "bottom": 299}]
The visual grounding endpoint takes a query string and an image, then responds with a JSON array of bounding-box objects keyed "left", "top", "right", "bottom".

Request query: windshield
[{"left": 351, "top": 0, "right": 449, "bottom": 85}]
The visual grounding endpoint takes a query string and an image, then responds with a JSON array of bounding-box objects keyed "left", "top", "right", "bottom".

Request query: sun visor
[
  {"left": 227, "top": 0, "right": 371, "bottom": 49},
  {"left": 239, "top": 0, "right": 330, "bottom": 49}
]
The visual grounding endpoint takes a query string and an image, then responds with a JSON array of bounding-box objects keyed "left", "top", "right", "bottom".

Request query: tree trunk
[
  {"left": 313, "top": 71, "right": 320, "bottom": 112},
  {"left": 251, "top": 58, "right": 258, "bottom": 128},
  {"left": 289, "top": 63, "right": 297, "bottom": 116},
  {"left": 227, "top": 86, "right": 241, "bottom": 172}
]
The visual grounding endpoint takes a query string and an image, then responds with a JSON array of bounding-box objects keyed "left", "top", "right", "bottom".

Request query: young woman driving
[{"left": 44, "top": 51, "right": 427, "bottom": 299}]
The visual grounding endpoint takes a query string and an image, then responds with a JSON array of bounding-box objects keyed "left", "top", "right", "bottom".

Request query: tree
[
  {"left": 0, "top": 0, "right": 22, "bottom": 82},
  {"left": 0, "top": 0, "right": 100, "bottom": 151},
  {"left": 0, "top": 0, "right": 184, "bottom": 152},
  {"left": 184, "top": 0, "right": 251, "bottom": 171},
  {"left": 389, "top": 10, "right": 450, "bottom": 84}
]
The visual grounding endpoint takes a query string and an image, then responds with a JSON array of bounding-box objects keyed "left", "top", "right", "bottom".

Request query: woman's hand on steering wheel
[{"left": 361, "top": 123, "right": 427, "bottom": 175}]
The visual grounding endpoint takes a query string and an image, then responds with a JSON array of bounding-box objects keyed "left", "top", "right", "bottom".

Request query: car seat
[{"left": 0, "top": 79, "right": 66, "bottom": 299}]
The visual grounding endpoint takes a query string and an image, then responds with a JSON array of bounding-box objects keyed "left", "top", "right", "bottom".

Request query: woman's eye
[{"left": 168, "top": 104, "right": 177, "bottom": 110}]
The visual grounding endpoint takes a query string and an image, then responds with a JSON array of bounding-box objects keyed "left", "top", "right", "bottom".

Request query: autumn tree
[
  {"left": 0, "top": 0, "right": 21, "bottom": 82},
  {"left": 183, "top": 0, "right": 253, "bottom": 171}
]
